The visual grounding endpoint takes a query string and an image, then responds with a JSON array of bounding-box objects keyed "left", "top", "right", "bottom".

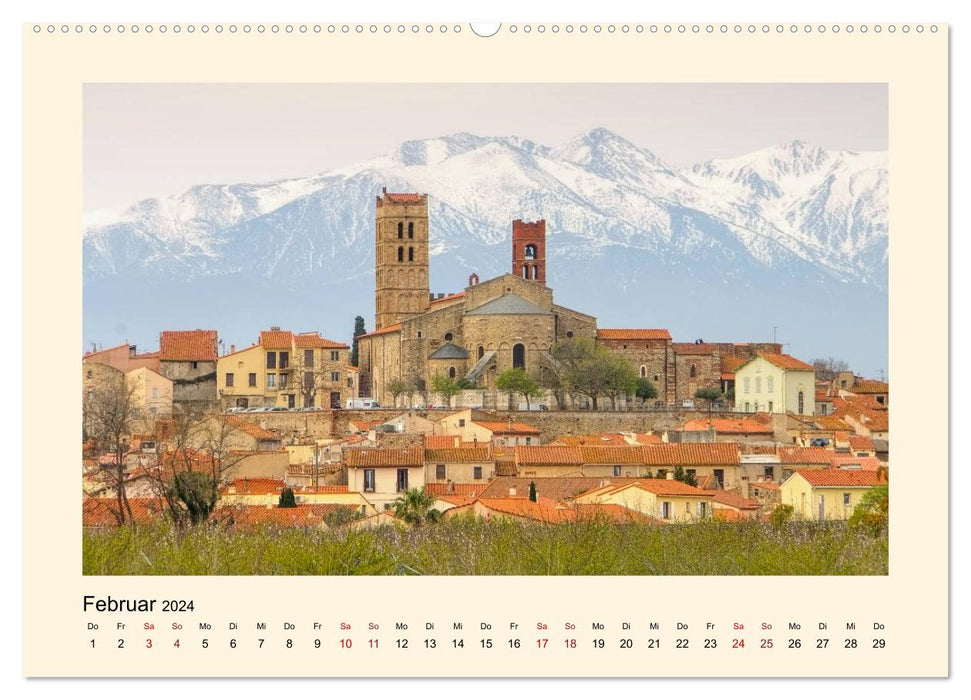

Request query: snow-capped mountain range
[{"left": 82, "top": 128, "right": 888, "bottom": 375}]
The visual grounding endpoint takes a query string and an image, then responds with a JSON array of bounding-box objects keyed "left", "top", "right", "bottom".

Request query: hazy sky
[{"left": 84, "top": 83, "right": 887, "bottom": 211}]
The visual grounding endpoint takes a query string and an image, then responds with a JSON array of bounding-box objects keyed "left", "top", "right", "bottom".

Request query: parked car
[{"left": 681, "top": 400, "right": 695, "bottom": 409}]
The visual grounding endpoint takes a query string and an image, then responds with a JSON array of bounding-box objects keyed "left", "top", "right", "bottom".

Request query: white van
[{"left": 346, "top": 398, "right": 381, "bottom": 409}]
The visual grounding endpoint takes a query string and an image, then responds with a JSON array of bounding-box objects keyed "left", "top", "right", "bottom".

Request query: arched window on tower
[
  {"left": 397, "top": 246, "right": 404, "bottom": 262},
  {"left": 690, "top": 364, "right": 697, "bottom": 378},
  {"left": 524, "top": 244, "right": 537, "bottom": 260},
  {"left": 477, "top": 345, "right": 484, "bottom": 360},
  {"left": 408, "top": 247, "right": 414, "bottom": 262},
  {"left": 798, "top": 390, "right": 805, "bottom": 414},
  {"left": 408, "top": 222, "right": 414, "bottom": 239},
  {"left": 522, "top": 264, "right": 529, "bottom": 279},
  {"left": 513, "top": 343, "right": 526, "bottom": 370},
  {"left": 448, "top": 367, "right": 456, "bottom": 379},
  {"left": 532, "top": 265, "right": 538, "bottom": 280},
  {"left": 397, "top": 222, "right": 403, "bottom": 239}
]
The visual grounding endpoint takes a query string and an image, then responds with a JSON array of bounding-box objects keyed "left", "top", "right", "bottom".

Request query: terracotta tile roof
[
  {"left": 479, "top": 477, "right": 608, "bottom": 502},
  {"left": 572, "top": 503, "right": 658, "bottom": 524},
  {"left": 778, "top": 446, "right": 832, "bottom": 464},
  {"left": 515, "top": 446, "right": 584, "bottom": 466},
  {"left": 295, "top": 485, "right": 350, "bottom": 494},
  {"left": 435, "top": 495, "right": 477, "bottom": 507},
  {"left": 640, "top": 443, "right": 740, "bottom": 466},
  {"left": 380, "top": 191, "right": 424, "bottom": 204},
  {"left": 828, "top": 456, "right": 881, "bottom": 472},
  {"left": 225, "top": 416, "right": 281, "bottom": 440},
  {"left": 220, "top": 478, "right": 286, "bottom": 496},
  {"left": 814, "top": 415, "right": 851, "bottom": 431},
  {"left": 358, "top": 323, "right": 403, "bottom": 338},
  {"left": 816, "top": 389, "right": 833, "bottom": 401},
  {"left": 695, "top": 474, "right": 715, "bottom": 489},
  {"left": 210, "top": 503, "right": 345, "bottom": 528},
  {"left": 596, "top": 328, "right": 672, "bottom": 341},
  {"left": 704, "top": 491, "right": 760, "bottom": 510},
  {"left": 424, "top": 435, "right": 461, "bottom": 449},
  {"left": 852, "top": 379, "right": 889, "bottom": 394},
  {"left": 474, "top": 420, "right": 540, "bottom": 435},
  {"left": 721, "top": 356, "right": 747, "bottom": 373},
  {"left": 610, "top": 479, "right": 714, "bottom": 497},
  {"left": 848, "top": 435, "right": 875, "bottom": 451},
  {"left": 425, "top": 482, "right": 489, "bottom": 497},
  {"left": 344, "top": 446, "right": 424, "bottom": 468},
  {"left": 672, "top": 343, "right": 719, "bottom": 354},
  {"left": 792, "top": 469, "right": 884, "bottom": 487},
  {"left": 632, "top": 433, "right": 663, "bottom": 445},
  {"left": 750, "top": 481, "right": 780, "bottom": 491},
  {"left": 476, "top": 496, "right": 575, "bottom": 523},
  {"left": 552, "top": 433, "right": 630, "bottom": 446},
  {"left": 430, "top": 292, "right": 466, "bottom": 305},
  {"left": 259, "top": 329, "right": 293, "bottom": 348},
  {"left": 159, "top": 330, "right": 218, "bottom": 361},
  {"left": 747, "top": 352, "right": 815, "bottom": 371},
  {"left": 83, "top": 342, "right": 130, "bottom": 359},
  {"left": 83, "top": 497, "right": 168, "bottom": 527},
  {"left": 682, "top": 418, "right": 773, "bottom": 435},
  {"left": 425, "top": 447, "right": 492, "bottom": 462},
  {"left": 494, "top": 462, "right": 518, "bottom": 476},
  {"left": 294, "top": 332, "right": 348, "bottom": 349},
  {"left": 579, "top": 446, "right": 651, "bottom": 464}
]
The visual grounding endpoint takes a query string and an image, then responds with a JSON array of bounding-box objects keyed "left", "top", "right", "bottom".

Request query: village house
[
  {"left": 781, "top": 469, "right": 884, "bottom": 520},
  {"left": 734, "top": 352, "right": 816, "bottom": 415},
  {"left": 434, "top": 409, "right": 540, "bottom": 446},
  {"left": 216, "top": 328, "right": 350, "bottom": 410},
  {"left": 571, "top": 479, "right": 714, "bottom": 523},
  {"left": 424, "top": 446, "right": 495, "bottom": 486},
  {"left": 682, "top": 418, "right": 774, "bottom": 443},
  {"left": 344, "top": 446, "right": 425, "bottom": 510},
  {"left": 83, "top": 342, "right": 160, "bottom": 373},
  {"left": 158, "top": 329, "right": 219, "bottom": 410}
]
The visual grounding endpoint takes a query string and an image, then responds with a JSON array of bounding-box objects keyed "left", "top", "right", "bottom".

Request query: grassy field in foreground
[{"left": 83, "top": 517, "right": 887, "bottom": 576}]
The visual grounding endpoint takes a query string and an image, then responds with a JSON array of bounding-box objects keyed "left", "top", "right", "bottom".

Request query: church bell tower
[
  {"left": 374, "top": 188, "right": 431, "bottom": 330},
  {"left": 511, "top": 218, "right": 546, "bottom": 285}
]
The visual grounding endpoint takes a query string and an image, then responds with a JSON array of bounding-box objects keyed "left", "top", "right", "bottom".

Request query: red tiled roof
[
  {"left": 848, "top": 435, "right": 875, "bottom": 451},
  {"left": 814, "top": 415, "right": 851, "bottom": 431},
  {"left": 259, "top": 329, "right": 293, "bottom": 348},
  {"left": 425, "top": 447, "right": 492, "bottom": 462},
  {"left": 721, "top": 356, "right": 747, "bottom": 373},
  {"left": 210, "top": 504, "right": 346, "bottom": 528},
  {"left": 425, "top": 483, "right": 489, "bottom": 497},
  {"left": 424, "top": 434, "right": 461, "bottom": 449},
  {"left": 639, "top": 443, "right": 740, "bottom": 466},
  {"left": 380, "top": 191, "right": 424, "bottom": 204},
  {"left": 705, "top": 491, "right": 760, "bottom": 510},
  {"left": 553, "top": 433, "right": 630, "bottom": 446},
  {"left": 83, "top": 497, "right": 168, "bottom": 527},
  {"left": 479, "top": 477, "right": 607, "bottom": 502},
  {"left": 294, "top": 332, "right": 348, "bottom": 349},
  {"left": 828, "top": 456, "right": 881, "bottom": 472},
  {"left": 430, "top": 292, "right": 466, "bottom": 305},
  {"left": 220, "top": 478, "right": 286, "bottom": 496},
  {"left": 344, "top": 446, "right": 424, "bottom": 468},
  {"left": 358, "top": 323, "right": 403, "bottom": 338},
  {"left": 225, "top": 416, "right": 281, "bottom": 441},
  {"left": 159, "top": 330, "right": 218, "bottom": 361},
  {"left": 750, "top": 352, "right": 815, "bottom": 371},
  {"left": 632, "top": 433, "right": 663, "bottom": 445},
  {"left": 596, "top": 329, "right": 671, "bottom": 341},
  {"left": 792, "top": 469, "right": 884, "bottom": 487},
  {"left": 579, "top": 446, "right": 651, "bottom": 465},
  {"left": 750, "top": 481, "right": 780, "bottom": 491},
  {"left": 683, "top": 418, "right": 773, "bottom": 435},
  {"left": 515, "top": 446, "right": 584, "bottom": 466},
  {"left": 615, "top": 479, "right": 713, "bottom": 497},
  {"left": 852, "top": 379, "right": 889, "bottom": 394},
  {"left": 295, "top": 485, "right": 350, "bottom": 494},
  {"left": 474, "top": 420, "right": 540, "bottom": 435},
  {"left": 778, "top": 447, "right": 832, "bottom": 464}
]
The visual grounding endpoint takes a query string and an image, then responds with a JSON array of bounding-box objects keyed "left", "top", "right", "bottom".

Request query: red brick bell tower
[{"left": 511, "top": 219, "right": 546, "bottom": 285}]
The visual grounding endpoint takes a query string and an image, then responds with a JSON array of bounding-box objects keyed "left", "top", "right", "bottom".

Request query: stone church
[
  {"left": 356, "top": 188, "right": 783, "bottom": 406},
  {"left": 357, "top": 189, "right": 596, "bottom": 403}
]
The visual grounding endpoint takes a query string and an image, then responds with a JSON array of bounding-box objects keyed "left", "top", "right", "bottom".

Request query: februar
[{"left": 83, "top": 596, "right": 157, "bottom": 612}]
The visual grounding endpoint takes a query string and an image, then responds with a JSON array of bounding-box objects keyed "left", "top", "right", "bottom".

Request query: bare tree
[{"left": 82, "top": 366, "right": 140, "bottom": 525}]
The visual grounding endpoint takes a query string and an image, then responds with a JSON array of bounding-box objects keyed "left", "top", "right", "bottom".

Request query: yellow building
[
  {"left": 781, "top": 469, "right": 883, "bottom": 520},
  {"left": 126, "top": 366, "right": 173, "bottom": 421},
  {"left": 734, "top": 353, "right": 816, "bottom": 415},
  {"left": 217, "top": 328, "right": 350, "bottom": 410},
  {"left": 424, "top": 446, "right": 495, "bottom": 485},
  {"left": 572, "top": 479, "right": 714, "bottom": 522},
  {"left": 344, "top": 446, "right": 425, "bottom": 510}
]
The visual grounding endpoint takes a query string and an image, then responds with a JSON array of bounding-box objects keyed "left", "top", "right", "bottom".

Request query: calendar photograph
[{"left": 80, "top": 82, "right": 891, "bottom": 577}]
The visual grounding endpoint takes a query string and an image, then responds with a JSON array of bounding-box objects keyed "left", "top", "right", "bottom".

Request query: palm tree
[{"left": 392, "top": 487, "right": 441, "bottom": 528}]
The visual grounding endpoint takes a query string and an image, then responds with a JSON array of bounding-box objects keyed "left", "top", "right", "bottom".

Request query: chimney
[
  {"left": 666, "top": 471, "right": 675, "bottom": 480},
  {"left": 129, "top": 345, "right": 137, "bottom": 358},
  {"left": 382, "top": 187, "right": 387, "bottom": 194},
  {"left": 271, "top": 326, "right": 281, "bottom": 331},
  {"left": 429, "top": 293, "right": 435, "bottom": 302},
  {"left": 230, "top": 345, "right": 235, "bottom": 354},
  {"left": 469, "top": 273, "right": 480, "bottom": 286},
  {"left": 509, "top": 486, "right": 517, "bottom": 497}
]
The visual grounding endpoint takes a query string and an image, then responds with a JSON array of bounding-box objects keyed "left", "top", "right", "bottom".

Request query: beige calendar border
[{"left": 22, "top": 23, "right": 948, "bottom": 677}]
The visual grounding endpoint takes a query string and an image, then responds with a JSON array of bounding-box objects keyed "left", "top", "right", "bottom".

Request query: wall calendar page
[{"left": 19, "top": 6, "right": 950, "bottom": 691}]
